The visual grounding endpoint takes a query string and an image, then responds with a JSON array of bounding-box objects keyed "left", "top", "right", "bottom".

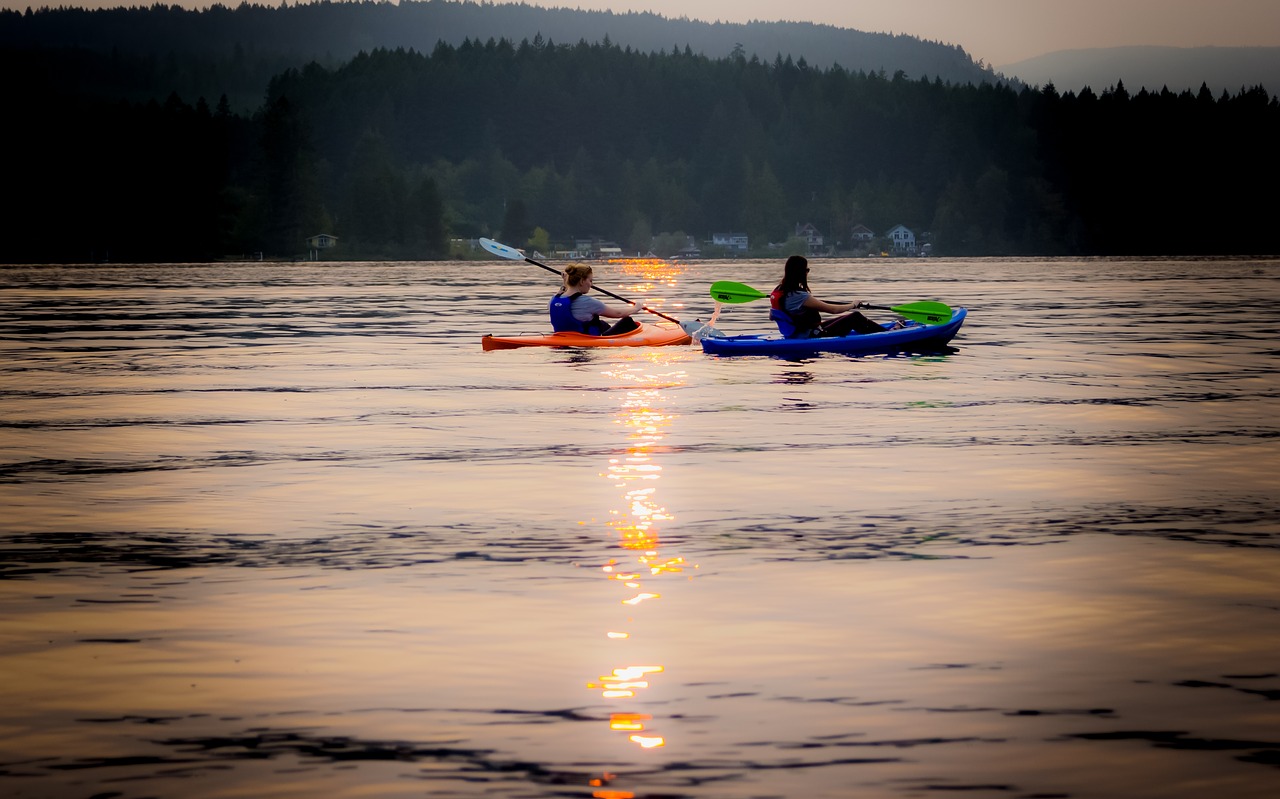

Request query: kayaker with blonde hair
[{"left": 550, "top": 264, "right": 641, "bottom": 335}]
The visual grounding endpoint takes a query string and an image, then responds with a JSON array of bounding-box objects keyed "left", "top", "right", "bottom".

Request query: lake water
[{"left": 1, "top": 257, "right": 1277, "bottom": 799}]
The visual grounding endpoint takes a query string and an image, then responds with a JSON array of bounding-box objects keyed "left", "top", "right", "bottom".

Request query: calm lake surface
[{"left": 1, "top": 257, "right": 1277, "bottom": 799}]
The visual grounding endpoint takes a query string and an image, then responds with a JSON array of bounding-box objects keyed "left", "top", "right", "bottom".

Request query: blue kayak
[{"left": 700, "top": 308, "right": 967, "bottom": 357}]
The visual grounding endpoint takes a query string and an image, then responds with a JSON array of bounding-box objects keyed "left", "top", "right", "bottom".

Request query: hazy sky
[{"left": 9, "top": 0, "right": 1280, "bottom": 65}]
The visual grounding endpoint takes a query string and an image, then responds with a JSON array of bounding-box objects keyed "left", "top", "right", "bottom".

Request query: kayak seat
[
  {"left": 769, "top": 308, "right": 799, "bottom": 338},
  {"left": 769, "top": 309, "right": 820, "bottom": 339}
]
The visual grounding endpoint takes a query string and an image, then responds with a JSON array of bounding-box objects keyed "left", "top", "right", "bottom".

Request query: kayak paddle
[
  {"left": 480, "top": 237, "right": 710, "bottom": 337},
  {"left": 708, "top": 280, "right": 953, "bottom": 325},
  {"left": 709, "top": 281, "right": 770, "bottom": 304}
]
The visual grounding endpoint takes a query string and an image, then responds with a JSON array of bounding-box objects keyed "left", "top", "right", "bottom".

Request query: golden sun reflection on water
[
  {"left": 609, "top": 257, "right": 688, "bottom": 315},
  {"left": 585, "top": 352, "right": 698, "bottom": 786}
]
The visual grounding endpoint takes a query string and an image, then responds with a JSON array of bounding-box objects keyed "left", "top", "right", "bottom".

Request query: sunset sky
[{"left": 6, "top": 0, "right": 1279, "bottom": 65}]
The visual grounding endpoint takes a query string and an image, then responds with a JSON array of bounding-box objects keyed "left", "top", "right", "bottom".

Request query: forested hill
[
  {"left": 9, "top": 36, "right": 1278, "bottom": 264},
  {"left": 2, "top": 0, "right": 1000, "bottom": 108}
]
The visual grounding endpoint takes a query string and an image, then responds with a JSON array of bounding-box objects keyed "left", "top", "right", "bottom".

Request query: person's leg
[
  {"left": 604, "top": 316, "right": 639, "bottom": 335},
  {"left": 820, "top": 311, "right": 885, "bottom": 337}
]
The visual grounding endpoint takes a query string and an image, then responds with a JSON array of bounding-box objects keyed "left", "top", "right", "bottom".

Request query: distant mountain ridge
[
  {"left": 3, "top": 0, "right": 1000, "bottom": 85},
  {"left": 1000, "top": 46, "right": 1280, "bottom": 95}
]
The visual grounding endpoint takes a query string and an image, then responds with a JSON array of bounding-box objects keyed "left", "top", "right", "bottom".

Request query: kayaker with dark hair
[
  {"left": 550, "top": 264, "right": 641, "bottom": 335},
  {"left": 768, "top": 254, "right": 901, "bottom": 338}
]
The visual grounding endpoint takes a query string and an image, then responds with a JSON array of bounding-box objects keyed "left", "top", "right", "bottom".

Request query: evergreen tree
[
  {"left": 500, "top": 198, "right": 530, "bottom": 246},
  {"left": 343, "top": 129, "right": 404, "bottom": 252},
  {"left": 260, "top": 95, "right": 325, "bottom": 256},
  {"left": 411, "top": 176, "right": 449, "bottom": 258}
]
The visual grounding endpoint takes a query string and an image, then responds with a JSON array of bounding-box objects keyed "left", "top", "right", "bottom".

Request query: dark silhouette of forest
[{"left": 5, "top": 3, "right": 1278, "bottom": 262}]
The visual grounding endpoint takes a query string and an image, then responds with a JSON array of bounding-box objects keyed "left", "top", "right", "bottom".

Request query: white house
[
  {"left": 850, "top": 224, "right": 874, "bottom": 243},
  {"left": 712, "top": 232, "right": 749, "bottom": 252},
  {"left": 305, "top": 233, "right": 337, "bottom": 261},
  {"left": 795, "top": 222, "right": 823, "bottom": 253},
  {"left": 886, "top": 224, "right": 916, "bottom": 253}
]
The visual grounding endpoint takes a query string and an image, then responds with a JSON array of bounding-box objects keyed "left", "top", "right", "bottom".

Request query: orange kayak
[{"left": 482, "top": 322, "right": 693, "bottom": 351}]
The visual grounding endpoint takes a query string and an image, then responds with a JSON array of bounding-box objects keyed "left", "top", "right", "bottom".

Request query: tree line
[
  {"left": 7, "top": 35, "right": 1278, "bottom": 262},
  {"left": 2, "top": 1, "right": 999, "bottom": 93}
]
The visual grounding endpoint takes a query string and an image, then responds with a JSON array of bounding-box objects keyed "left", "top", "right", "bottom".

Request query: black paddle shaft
[{"left": 522, "top": 256, "right": 683, "bottom": 325}]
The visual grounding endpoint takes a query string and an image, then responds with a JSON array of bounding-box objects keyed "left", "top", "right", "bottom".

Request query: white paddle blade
[
  {"left": 479, "top": 237, "right": 525, "bottom": 261},
  {"left": 680, "top": 319, "right": 725, "bottom": 341}
]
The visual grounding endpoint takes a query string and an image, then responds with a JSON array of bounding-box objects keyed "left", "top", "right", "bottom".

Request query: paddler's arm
[
  {"left": 598, "top": 301, "right": 642, "bottom": 319},
  {"left": 802, "top": 296, "right": 860, "bottom": 314}
]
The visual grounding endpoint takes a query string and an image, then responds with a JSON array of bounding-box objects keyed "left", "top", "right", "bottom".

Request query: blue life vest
[
  {"left": 549, "top": 291, "right": 608, "bottom": 334},
  {"left": 769, "top": 287, "right": 821, "bottom": 338}
]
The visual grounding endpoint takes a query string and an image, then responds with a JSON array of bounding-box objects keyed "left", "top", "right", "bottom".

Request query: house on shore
[
  {"left": 795, "top": 222, "right": 824, "bottom": 254},
  {"left": 886, "top": 224, "right": 916, "bottom": 254},
  {"left": 305, "top": 233, "right": 338, "bottom": 260},
  {"left": 711, "top": 232, "right": 749, "bottom": 252},
  {"left": 571, "top": 237, "right": 624, "bottom": 258}
]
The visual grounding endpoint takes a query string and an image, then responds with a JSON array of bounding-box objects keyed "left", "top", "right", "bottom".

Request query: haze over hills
[
  {"left": 999, "top": 46, "right": 1280, "bottom": 95},
  {"left": 2, "top": 0, "right": 1001, "bottom": 89},
  {"left": 9, "top": 1, "right": 1280, "bottom": 100}
]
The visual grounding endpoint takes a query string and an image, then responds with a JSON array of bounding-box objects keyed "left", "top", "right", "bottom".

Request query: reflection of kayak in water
[
  {"left": 700, "top": 308, "right": 967, "bottom": 357},
  {"left": 481, "top": 322, "right": 694, "bottom": 350}
]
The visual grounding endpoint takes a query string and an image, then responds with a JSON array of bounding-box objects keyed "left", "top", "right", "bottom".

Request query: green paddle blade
[
  {"left": 709, "top": 280, "right": 769, "bottom": 303},
  {"left": 879, "top": 301, "right": 953, "bottom": 325}
]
